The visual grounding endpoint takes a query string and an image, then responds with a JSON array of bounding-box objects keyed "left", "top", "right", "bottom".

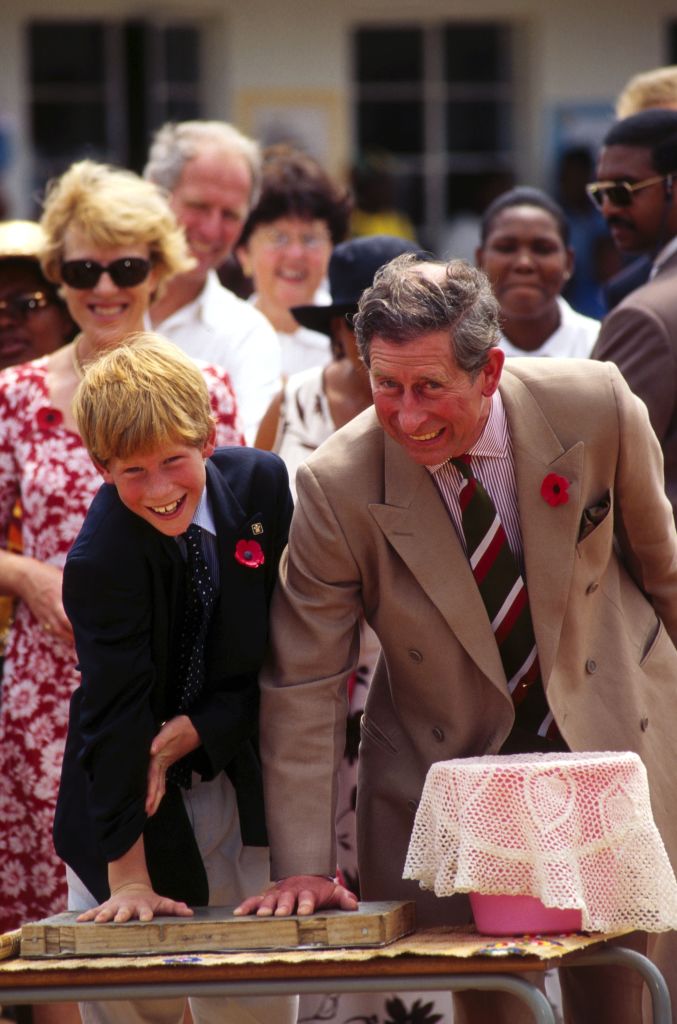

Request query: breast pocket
[{"left": 577, "top": 491, "right": 611, "bottom": 544}]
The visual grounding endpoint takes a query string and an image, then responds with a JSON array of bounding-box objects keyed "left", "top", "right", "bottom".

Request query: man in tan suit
[{"left": 238, "top": 257, "right": 677, "bottom": 1023}]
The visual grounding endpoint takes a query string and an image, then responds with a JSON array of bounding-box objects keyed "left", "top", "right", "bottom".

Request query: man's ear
[
  {"left": 235, "top": 244, "right": 253, "bottom": 278},
  {"left": 481, "top": 346, "right": 505, "bottom": 397}
]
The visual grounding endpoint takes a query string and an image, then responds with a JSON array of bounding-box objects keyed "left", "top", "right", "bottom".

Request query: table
[{"left": 0, "top": 928, "right": 671, "bottom": 1024}]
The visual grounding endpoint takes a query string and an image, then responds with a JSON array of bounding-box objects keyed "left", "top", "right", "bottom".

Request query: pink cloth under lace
[{"left": 403, "top": 751, "right": 677, "bottom": 932}]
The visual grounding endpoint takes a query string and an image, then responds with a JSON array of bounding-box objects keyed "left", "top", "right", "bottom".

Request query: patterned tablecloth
[
  {"left": 404, "top": 750, "right": 677, "bottom": 932},
  {"left": 0, "top": 924, "right": 632, "bottom": 974}
]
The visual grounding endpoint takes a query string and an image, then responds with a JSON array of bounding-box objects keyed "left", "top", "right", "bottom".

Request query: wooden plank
[
  {"left": 21, "top": 901, "right": 415, "bottom": 959},
  {"left": 0, "top": 930, "right": 21, "bottom": 961}
]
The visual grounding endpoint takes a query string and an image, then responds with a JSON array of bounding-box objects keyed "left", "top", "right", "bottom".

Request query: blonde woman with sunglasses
[{"left": 0, "top": 162, "right": 243, "bottom": 1012}]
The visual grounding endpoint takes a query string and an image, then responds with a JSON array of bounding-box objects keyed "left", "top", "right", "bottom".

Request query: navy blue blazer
[{"left": 54, "top": 447, "right": 292, "bottom": 905}]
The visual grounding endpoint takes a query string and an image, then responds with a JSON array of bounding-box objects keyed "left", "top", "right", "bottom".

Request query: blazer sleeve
[
  {"left": 62, "top": 547, "right": 158, "bottom": 863},
  {"left": 260, "top": 458, "right": 364, "bottom": 878},
  {"left": 607, "top": 365, "right": 677, "bottom": 644},
  {"left": 593, "top": 302, "right": 677, "bottom": 441}
]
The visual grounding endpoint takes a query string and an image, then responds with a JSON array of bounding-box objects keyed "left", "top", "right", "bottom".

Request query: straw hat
[{"left": 0, "top": 220, "right": 45, "bottom": 261}]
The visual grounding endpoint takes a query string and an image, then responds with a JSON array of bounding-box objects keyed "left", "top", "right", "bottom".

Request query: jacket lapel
[
  {"left": 500, "top": 369, "right": 583, "bottom": 683},
  {"left": 368, "top": 368, "right": 585, "bottom": 692},
  {"left": 205, "top": 460, "right": 251, "bottom": 636},
  {"left": 369, "top": 432, "right": 507, "bottom": 689},
  {"left": 653, "top": 248, "right": 677, "bottom": 280}
]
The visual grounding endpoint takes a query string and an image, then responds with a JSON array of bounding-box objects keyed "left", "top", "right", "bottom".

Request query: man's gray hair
[
  {"left": 144, "top": 120, "right": 262, "bottom": 205},
  {"left": 353, "top": 255, "right": 501, "bottom": 376}
]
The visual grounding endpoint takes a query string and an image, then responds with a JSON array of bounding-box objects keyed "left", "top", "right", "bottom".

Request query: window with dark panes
[
  {"left": 28, "top": 20, "right": 202, "bottom": 210},
  {"left": 353, "top": 22, "right": 516, "bottom": 253}
]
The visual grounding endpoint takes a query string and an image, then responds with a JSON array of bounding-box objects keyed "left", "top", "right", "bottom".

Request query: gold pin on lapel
[{"left": 251, "top": 522, "right": 264, "bottom": 536}]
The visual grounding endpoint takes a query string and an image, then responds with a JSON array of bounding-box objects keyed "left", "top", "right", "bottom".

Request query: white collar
[
  {"left": 192, "top": 485, "right": 216, "bottom": 536},
  {"left": 651, "top": 235, "right": 677, "bottom": 278}
]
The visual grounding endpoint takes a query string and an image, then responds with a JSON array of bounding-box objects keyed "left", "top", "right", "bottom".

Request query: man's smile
[{"left": 409, "top": 429, "right": 443, "bottom": 441}]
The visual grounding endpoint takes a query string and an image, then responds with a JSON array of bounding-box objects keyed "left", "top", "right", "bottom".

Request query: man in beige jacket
[{"left": 238, "top": 257, "right": 677, "bottom": 1024}]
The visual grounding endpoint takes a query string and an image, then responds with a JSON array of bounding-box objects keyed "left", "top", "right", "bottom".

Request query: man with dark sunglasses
[{"left": 591, "top": 108, "right": 677, "bottom": 521}]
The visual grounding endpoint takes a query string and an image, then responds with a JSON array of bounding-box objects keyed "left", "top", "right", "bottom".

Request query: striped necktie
[
  {"left": 168, "top": 524, "right": 218, "bottom": 788},
  {"left": 451, "top": 455, "right": 561, "bottom": 747}
]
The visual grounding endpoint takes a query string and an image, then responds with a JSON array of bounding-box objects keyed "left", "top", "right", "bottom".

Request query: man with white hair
[{"left": 145, "top": 121, "right": 281, "bottom": 442}]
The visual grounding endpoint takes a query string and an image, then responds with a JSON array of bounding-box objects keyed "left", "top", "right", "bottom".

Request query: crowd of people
[{"left": 0, "top": 61, "right": 676, "bottom": 1024}]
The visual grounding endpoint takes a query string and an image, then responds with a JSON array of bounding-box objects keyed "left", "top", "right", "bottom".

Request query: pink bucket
[{"left": 470, "top": 892, "right": 583, "bottom": 936}]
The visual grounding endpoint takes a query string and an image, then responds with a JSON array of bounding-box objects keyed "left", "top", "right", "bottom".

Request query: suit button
[
  {"left": 640, "top": 718, "right": 649, "bottom": 731},
  {"left": 586, "top": 582, "right": 599, "bottom": 594},
  {"left": 408, "top": 800, "right": 418, "bottom": 812},
  {"left": 408, "top": 649, "right": 423, "bottom": 663},
  {"left": 432, "top": 727, "right": 444, "bottom": 742},
  {"left": 585, "top": 659, "right": 597, "bottom": 674}
]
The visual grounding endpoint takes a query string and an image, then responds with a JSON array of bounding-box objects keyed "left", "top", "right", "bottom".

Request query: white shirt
[
  {"left": 155, "top": 271, "right": 282, "bottom": 445},
  {"left": 277, "top": 326, "right": 331, "bottom": 377},
  {"left": 650, "top": 235, "right": 677, "bottom": 279},
  {"left": 499, "top": 297, "right": 599, "bottom": 360},
  {"left": 247, "top": 292, "right": 331, "bottom": 377}
]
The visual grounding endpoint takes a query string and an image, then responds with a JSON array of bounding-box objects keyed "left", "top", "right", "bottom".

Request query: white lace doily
[{"left": 403, "top": 751, "right": 677, "bottom": 932}]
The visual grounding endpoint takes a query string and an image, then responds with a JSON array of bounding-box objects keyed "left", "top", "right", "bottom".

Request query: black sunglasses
[
  {"left": 60, "top": 257, "right": 152, "bottom": 289},
  {"left": 585, "top": 174, "right": 671, "bottom": 210},
  {"left": 0, "top": 291, "right": 54, "bottom": 320}
]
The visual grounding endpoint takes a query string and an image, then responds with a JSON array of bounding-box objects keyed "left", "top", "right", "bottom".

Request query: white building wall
[{"left": 0, "top": 0, "right": 675, "bottom": 213}]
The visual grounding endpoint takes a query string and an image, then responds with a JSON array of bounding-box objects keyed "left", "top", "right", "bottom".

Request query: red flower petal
[
  {"left": 36, "top": 407, "right": 64, "bottom": 431},
  {"left": 541, "top": 472, "right": 569, "bottom": 507},
  {"left": 234, "top": 539, "right": 265, "bottom": 568}
]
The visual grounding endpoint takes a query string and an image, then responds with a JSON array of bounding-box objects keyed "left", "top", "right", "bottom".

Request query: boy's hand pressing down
[{"left": 76, "top": 882, "right": 194, "bottom": 924}]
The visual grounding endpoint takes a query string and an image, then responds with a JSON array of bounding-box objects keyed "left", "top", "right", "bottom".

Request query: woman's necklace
[{"left": 70, "top": 335, "right": 88, "bottom": 381}]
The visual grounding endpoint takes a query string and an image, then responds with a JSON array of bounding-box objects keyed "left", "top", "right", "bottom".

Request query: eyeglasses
[
  {"left": 0, "top": 291, "right": 54, "bottom": 320},
  {"left": 60, "top": 257, "right": 152, "bottom": 289},
  {"left": 258, "top": 229, "right": 331, "bottom": 251},
  {"left": 586, "top": 174, "right": 671, "bottom": 209}
]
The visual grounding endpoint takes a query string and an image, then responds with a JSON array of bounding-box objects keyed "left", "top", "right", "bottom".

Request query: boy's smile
[{"left": 98, "top": 431, "right": 216, "bottom": 537}]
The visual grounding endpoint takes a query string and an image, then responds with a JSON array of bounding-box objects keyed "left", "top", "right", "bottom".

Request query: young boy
[{"left": 54, "top": 333, "right": 296, "bottom": 1024}]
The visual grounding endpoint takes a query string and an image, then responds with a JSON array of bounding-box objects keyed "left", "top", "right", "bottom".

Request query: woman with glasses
[
  {"left": 236, "top": 145, "right": 352, "bottom": 376},
  {"left": 476, "top": 186, "right": 600, "bottom": 358},
  {"left": 0, "top": 219, "right": 76, "bottom": 370},
  {"left": 0, "top": 162, "right": 242, "bottom": 966}
]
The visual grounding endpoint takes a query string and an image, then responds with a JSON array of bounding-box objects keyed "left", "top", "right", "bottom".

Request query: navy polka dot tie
[{"left": 169, "top": 524, "right": 217, "bottom": 788}]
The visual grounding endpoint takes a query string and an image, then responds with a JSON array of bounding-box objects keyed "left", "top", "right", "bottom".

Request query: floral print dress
[{"left": 0, "top": 357, "right": 242, "bottom": 931}]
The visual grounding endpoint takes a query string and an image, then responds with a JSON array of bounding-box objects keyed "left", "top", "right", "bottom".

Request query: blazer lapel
[
  {"left": 369, "top": 433, "right": 507, "bottom": 689},
  {"left": 368, "top": 370, "right": 586, "bottom": 692},
  {"left": 205, "top": 460, "right": 251, "bottom": 632},
  {"left": 653, "top": 249, "right": 677, "bottom": 280},
  {"left": 500, "top": 370, "right": 583, "bottom": 683}
]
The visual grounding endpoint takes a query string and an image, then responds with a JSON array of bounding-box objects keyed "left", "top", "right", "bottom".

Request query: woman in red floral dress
[{"left": 0, "top": 160, "right": 243, "bottom": 945}]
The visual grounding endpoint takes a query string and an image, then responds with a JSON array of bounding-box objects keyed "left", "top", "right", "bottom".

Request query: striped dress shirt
[{"left": 427, "top": 391, "right": 525, "bottom": 572}]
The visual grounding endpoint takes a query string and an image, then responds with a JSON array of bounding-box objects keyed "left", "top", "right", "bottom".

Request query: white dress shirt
[{"left": 155, "top": 271, "right": 282, "bottom": 444}]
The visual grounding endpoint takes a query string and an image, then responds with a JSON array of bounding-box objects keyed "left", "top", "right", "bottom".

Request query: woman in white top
[
  {"left": 236, "top": 145, "right": 351, "bottom": 377},
  {"left": 476, "top": 186, "right": 600, "bottom": 358}
]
